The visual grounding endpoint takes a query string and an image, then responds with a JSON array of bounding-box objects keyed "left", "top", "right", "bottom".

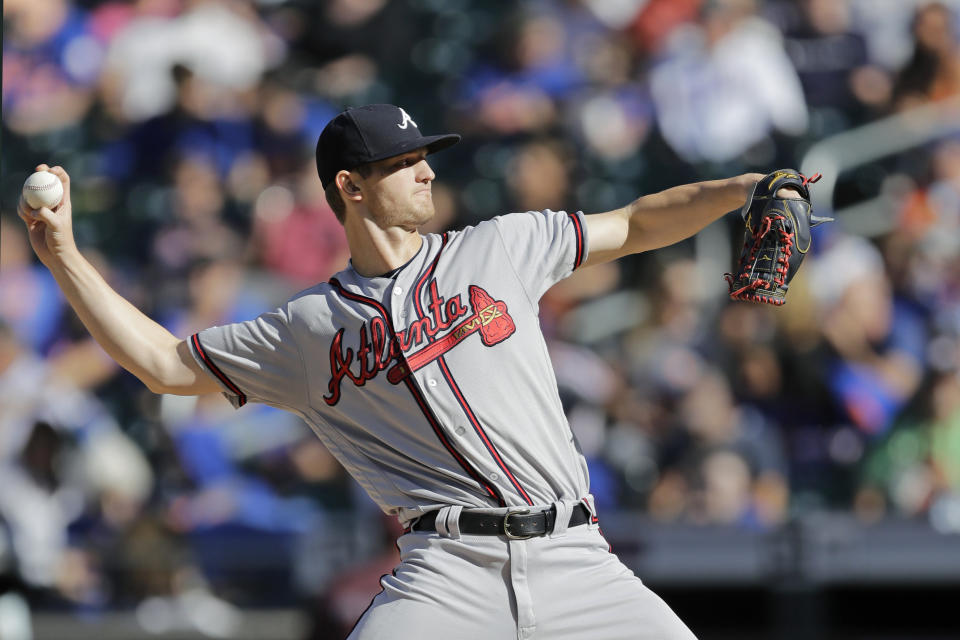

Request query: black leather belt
[{"left": 411, "top": 503, "right": 592, "bottom": 539}]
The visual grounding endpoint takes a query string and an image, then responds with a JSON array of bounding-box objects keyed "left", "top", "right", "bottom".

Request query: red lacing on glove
[
  {"left": 801, "top": 172, "right": 822, "bottom": 187},
  {"left": 724, "top": 214, "right": 794, "bottom": 306},
  {"left": 774, "top": 217, "right": 794, "bottom": 285},
  {"left": 724, "top": 216, "right": 774, "bottom": 292}
]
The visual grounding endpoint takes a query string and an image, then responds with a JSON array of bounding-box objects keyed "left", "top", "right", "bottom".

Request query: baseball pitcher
[{"left": 17, "top": 104, "right": 812, "bottom": 639}]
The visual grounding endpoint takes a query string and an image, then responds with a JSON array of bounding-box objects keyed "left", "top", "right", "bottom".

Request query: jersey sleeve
[
  {"left": 492, "top": 209, "right": 589, "bottom": 301},
  {"left": 188, "top": 307, "right": 306, "bottom": 411}
]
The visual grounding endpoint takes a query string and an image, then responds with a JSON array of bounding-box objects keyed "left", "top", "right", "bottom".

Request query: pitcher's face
[{"left": 361, "top": 149, "right": 436, "bottom": 230}]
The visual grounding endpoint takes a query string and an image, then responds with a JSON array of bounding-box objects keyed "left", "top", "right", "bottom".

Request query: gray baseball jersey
[
  {"left": 189, "top": 209, "right": 699, "bottom": 640},
  {"left": 189, "top": 209, "right": 590, "bottom": 525}
]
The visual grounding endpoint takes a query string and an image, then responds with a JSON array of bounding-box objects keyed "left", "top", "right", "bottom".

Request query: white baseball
[{"left": 22, "top": 170, "right": 64, "bottom": 210}]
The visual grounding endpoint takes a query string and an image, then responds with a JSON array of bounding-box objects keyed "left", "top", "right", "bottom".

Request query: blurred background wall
[{"left": 3, "top": 0, "right": 960, "bottom": 638}]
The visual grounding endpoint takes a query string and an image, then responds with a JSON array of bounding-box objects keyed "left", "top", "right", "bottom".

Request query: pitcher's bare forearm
[
  {"left": 583, "top": 174, "right": 762, "bottom": 267},
  {"left": 622, "top": 175, "right": 761, "bottom": 252},
  {"left": 16, "top": 164, "right": 217, "bottom": 396},
  {"left": 48, "top": 249, "right": 217, "bottom": 395}
]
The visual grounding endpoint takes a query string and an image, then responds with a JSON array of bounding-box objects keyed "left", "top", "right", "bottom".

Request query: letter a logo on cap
[{"left": 397, "top": 108, "right": 418, "bottom": 130}]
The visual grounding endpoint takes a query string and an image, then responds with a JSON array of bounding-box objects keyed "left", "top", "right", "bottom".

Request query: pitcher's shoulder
[{"left": 283, "top": 282, "right": 337, "bottom": 319}]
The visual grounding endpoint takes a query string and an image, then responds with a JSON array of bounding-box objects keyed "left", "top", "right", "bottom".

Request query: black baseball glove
[{"left": 724, "top": 170, "right": 831, "bottom": 306}]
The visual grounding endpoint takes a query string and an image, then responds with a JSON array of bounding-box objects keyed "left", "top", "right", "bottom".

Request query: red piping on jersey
[
  {"left": 402, "top": 373, "right": 504, "bottom": 506},
  {"left": 568, "top": 212, "right": 585, "bottom": 269},
  {"left": 411, "top": 232, "right": 448, "bottom": 324},
  {"left": 581, "top": 497, "right": 599, "bottom": 524},
  {"left": 191, "top": 333, "right": 247, "bottom": 407},
  {"left": 437, "top": 357, "right": 534, "bottom": 506},
  {"left": 412, "top": 238, "right": 534, "bottom": 506},
  {"left": 329, "top": 278, "right": 505, "bottom": 507}
]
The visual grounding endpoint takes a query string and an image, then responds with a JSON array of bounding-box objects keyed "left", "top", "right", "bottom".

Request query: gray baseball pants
[{"left": 348, "top": 508, "right": 697, "bottom": 640}]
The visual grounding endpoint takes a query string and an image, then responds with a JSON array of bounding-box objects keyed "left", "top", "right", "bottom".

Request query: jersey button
[
  {"left": 393, "top": 287, "right": 403, "bottom": 295},
  {"left": 427, "top": 379, "right": 438, "bottom": 387},
  {"left": 455, "top": 426, "right": 466, "bottom": 435},
  {"left": 489, "top": 473, "right": 499, "bottom": 481}
]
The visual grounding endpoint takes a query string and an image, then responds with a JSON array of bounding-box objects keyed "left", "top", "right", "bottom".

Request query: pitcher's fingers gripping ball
[
  {"left": 724, "top": 169, "right": 832, "bottom": 306},
  {"left": 22, "top": 170, "right": 64, "bottom": 210}
]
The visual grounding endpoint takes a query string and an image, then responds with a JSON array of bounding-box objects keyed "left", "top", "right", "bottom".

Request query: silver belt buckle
[{"left": 503, "top": 507, "right": 534, "bottom": 540}]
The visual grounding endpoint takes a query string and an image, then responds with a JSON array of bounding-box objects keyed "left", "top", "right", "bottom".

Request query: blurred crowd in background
[{"left": 4, "top": 0, "right": 960, "bottom": 635}]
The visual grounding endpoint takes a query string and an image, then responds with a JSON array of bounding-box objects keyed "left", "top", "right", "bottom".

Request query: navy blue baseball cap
[{"left": 316, "top": 104, "right": 461, "bottom": 189}]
